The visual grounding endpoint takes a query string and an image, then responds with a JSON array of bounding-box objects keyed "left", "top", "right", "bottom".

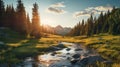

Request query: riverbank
[
  {"left": 72, "top": 34, "right": 120, "bottom": 66},
  {"left": 0, "top": 30, "right": 120, "bottom": 66},
  {"left": 16, "top": 42, "right": 106, "bottom": 67}
]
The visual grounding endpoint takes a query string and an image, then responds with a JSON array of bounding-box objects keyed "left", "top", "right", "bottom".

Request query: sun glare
[{"left": 41, "top": 18, "right": 55, "bottom": 26}]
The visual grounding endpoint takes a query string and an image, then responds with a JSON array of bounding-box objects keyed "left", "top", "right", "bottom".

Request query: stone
[
  {"left": 72, "top": 54, "right": 81, "bottom": 59},
  {"left": 74, "top": 48, "right": 83, "bottom": 51},
  {"left": 66, "top": 48, "right": 71, "bottom": 51},
  {"left": 51, "top": 52, "right": 57, "bottom": 56},
  {"left": 66, "top": 53, "right": 70, "bottom": 55},
  {"left": 77, "top": 56, "right": 105, "bottom": 66},
  {"left": 0, "top": 41, "right": 5, "bottom": 45},
  {"left": 70, "top": 59, "right": 80, "bottom": 64}
]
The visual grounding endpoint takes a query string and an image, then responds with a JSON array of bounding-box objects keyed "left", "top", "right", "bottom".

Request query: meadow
[{"left": 0, "top": 28, "right": 120, "bottom": 66}]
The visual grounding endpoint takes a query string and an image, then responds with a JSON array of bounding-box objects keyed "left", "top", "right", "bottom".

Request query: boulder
[
  {"left": 51, "top": 52, "right": 57, "bottom": 56},
  {"left": 57, "top": 43, "right": 66, "bottom": 48},
  {"left": 72, "top": 54, "right": 81, "bottom": 59},
  {"left": 70, "top": 59, "right": 80, "bottom": 64},
  {"left": 74, "top": 48, "right": 83, "bottom": 51},
  {"left": 77, "top": 56, "right": 105, "bottom": 66},
  {"left": 66, "top": 53, "right": 70, "bottom": 55},
  {"left": 79, "top": 58, "right": 88, "bottom": 65},
  {"left": 87, "top": 56, "right": 104, "bottom": 64},
  {"left": 0, "top": 41, "right": 5, "bottom": 45},
  {"left": 66, "top": 48, "right": 71, "bottom": 51}
]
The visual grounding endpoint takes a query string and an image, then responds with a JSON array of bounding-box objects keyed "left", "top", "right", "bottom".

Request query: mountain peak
[{"left": 55, "top": 25, "right": 63, "bottom": 28}]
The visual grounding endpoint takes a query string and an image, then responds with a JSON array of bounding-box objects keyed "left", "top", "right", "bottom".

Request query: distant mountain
[
  {"left": 42, "top": 25, "right": 71, "bottom": 35},
  {"left": 41, "top": 24, "right": 55, "bottom": 34},
  {"left": 54, "top": 25, "right": 71, "bottom": 35}
]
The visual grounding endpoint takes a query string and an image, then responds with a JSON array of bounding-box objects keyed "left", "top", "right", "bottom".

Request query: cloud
[
  {"left": 50, "top": 2, "right": 65, "bottom": 8},
  {"left": 73, "top": 6, "right": 113, "bottom": 18},
  {"left": 94, "top": 6, "right": 113, "bottom": 12},
  {"left": 46, "top": 2, "right": 66, "bottom": 14},
  {"left": 74, "top": 11, "right": 90, "bottom": 17},
  {"left": 47, "top": 7, "right": 66, "bottom": 14}
]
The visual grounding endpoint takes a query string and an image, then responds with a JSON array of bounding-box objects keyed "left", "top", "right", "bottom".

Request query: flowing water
[{"left": 16, "top": 42, "right": 105, "bottom": 67}]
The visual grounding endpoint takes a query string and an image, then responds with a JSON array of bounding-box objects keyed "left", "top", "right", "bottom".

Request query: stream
[{"left": 14, "top": 42, "right": 105, "bottom": 67}]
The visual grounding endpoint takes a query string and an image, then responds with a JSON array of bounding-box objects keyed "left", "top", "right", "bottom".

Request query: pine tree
[
  {"left": 93, "top": 17, "right": 97, "bottom": 34},
  {"left": 5, "top": 5, "right": 11, "bottom": 27},
  {"left": 5, "top": 5, "right": 16, "bottom": 28},
  {"left": 86, "top": 14, "right": 94, "bottom": 36},
  {"left": 69, "top": 7, "right": 120, "bottom": 36},
  {"left": 0, "top": 0, "right": 5, "bottom": 27},
  {"left": 77, "top": 22, "right": 81, "bottom": 36},
  {"left": 16, "top": 0, "right": 28, "bottom": 35},
  {"left": 80, "top": 19, "right": 85, "bottom": 35},
  {"left": 10, "top": 5, "right": 17, "bottom": 29},
  {"left": 97, "top": 12, "right": 104, "bottom": 34},
  {"left": 31, "top": 3, "right": 41, "bottom": 38}
]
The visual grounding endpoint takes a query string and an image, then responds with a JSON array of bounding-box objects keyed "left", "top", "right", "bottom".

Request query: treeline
[
  {"left": 69, "top": 7, "right": 120, "bottom": 36},
  {"left": 0, "top": 0, "right": 43, "bottom": 38},
  {"left": 41, "top": 25, "right": 55, "bottom": 34}
]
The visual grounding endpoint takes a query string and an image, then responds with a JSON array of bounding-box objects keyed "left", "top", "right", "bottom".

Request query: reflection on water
[
  {"left": 37, "top": 42, "right": 88, "bottom": 67},
  {"left": 17, "top": 42, "right": 103, "bottom": 67}
]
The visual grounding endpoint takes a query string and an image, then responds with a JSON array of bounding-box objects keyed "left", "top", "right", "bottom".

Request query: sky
[{"left": 4, "top": 0, "right": 120, "bottom": 27}]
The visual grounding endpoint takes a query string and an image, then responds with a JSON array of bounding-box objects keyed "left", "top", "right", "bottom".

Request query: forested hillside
[
  {"left": 0, "top": 0, "right": 42, "bottom": 38},
  {"left": 69, "top": 7, "right": 120, "bottom": 36}
]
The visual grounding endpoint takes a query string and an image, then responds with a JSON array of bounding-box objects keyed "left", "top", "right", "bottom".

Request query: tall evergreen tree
[
  {"left": 10, "top": 5, "right": 17, "bottom": 29},
  {"left": 5, "top": 5, "right": 16, "bottom": 28},
  {"left": 76, "top": 22, "right": 81, "bottom": 36},
  {"left": 69, "top": 7, "right": 120, "bottom": 36},
  {"left": 5, "top": 5, "right": 11, "bottom": 27},
  {"left": 96, "top": 12, "right": 104, "bottom": 34},
  {"left": 80, "top": 19, "right": 85, "bottom": 35},
  {"left": 31, "top": 3, "right": 41, "bottom": 38},
  {"left": 93, "top": 17, "right": 97, "bottom": 34},
  {"left": 86, "top": 14, "right": 94, "bottom": 36},
  {"left": 0, "top": 0, "right": 5, "bottom": 27},
  {"left": 16, "top": 0, "right": 28, "bottom": 35}
]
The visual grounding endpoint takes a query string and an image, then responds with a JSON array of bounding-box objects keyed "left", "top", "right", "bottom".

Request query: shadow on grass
[{"left": 0, "top": 38, "right": 41, "bottom": 64}]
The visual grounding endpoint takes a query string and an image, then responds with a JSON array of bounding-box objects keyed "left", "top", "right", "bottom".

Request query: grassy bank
[
  {"left": 0, "top": 28, "right": 64, "bottom": 63},
  {"left": 72, "top": 34, "right": 120, "bottom": 67},
  {"left": 0, "top": 28, "right": 120, "bottom": 66}
]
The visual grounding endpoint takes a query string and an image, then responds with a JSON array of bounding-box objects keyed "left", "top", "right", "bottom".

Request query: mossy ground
[{"left": 0, "top": 29, "right": 120, "bottom": 66}]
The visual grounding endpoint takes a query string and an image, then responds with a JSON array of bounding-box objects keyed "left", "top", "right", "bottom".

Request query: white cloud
[
  {"left": 46, "top": 2, "right": 66, "bottom": 14},
  {"left": 94, "top": 6, "right": 113, "bottom": 12},
  {"left": 50, "top": 2, "right": 65, "bottom": 8},
  {"left": 73, "top": 6, "right": 113, "bottom": 18},
  {"left": 46, "top": 7, "right": 66, "bottom": 14},
  {"left": 74, "top": 11, "right": 90, "bottom": 18}
]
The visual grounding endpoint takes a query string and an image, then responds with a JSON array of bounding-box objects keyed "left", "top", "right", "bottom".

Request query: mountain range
[{"left": 42, "top": 25, "right": 71, "bottom": 35}]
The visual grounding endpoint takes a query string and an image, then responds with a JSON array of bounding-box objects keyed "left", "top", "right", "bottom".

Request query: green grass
[
  {"left": 72, "top": 34, "right": 120, "bottom": 67},
  {"left": 0, "top": 28, "right": 69, "bottom": 64},
  {"left": 72, "top": 34, "right": 120, "bottom": 64},
  {"left": 0, "top": 29, "right": 59, "bottom": 63},
  {"left": 0, "top": 28, "right": 120, "bottom": 66}
]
